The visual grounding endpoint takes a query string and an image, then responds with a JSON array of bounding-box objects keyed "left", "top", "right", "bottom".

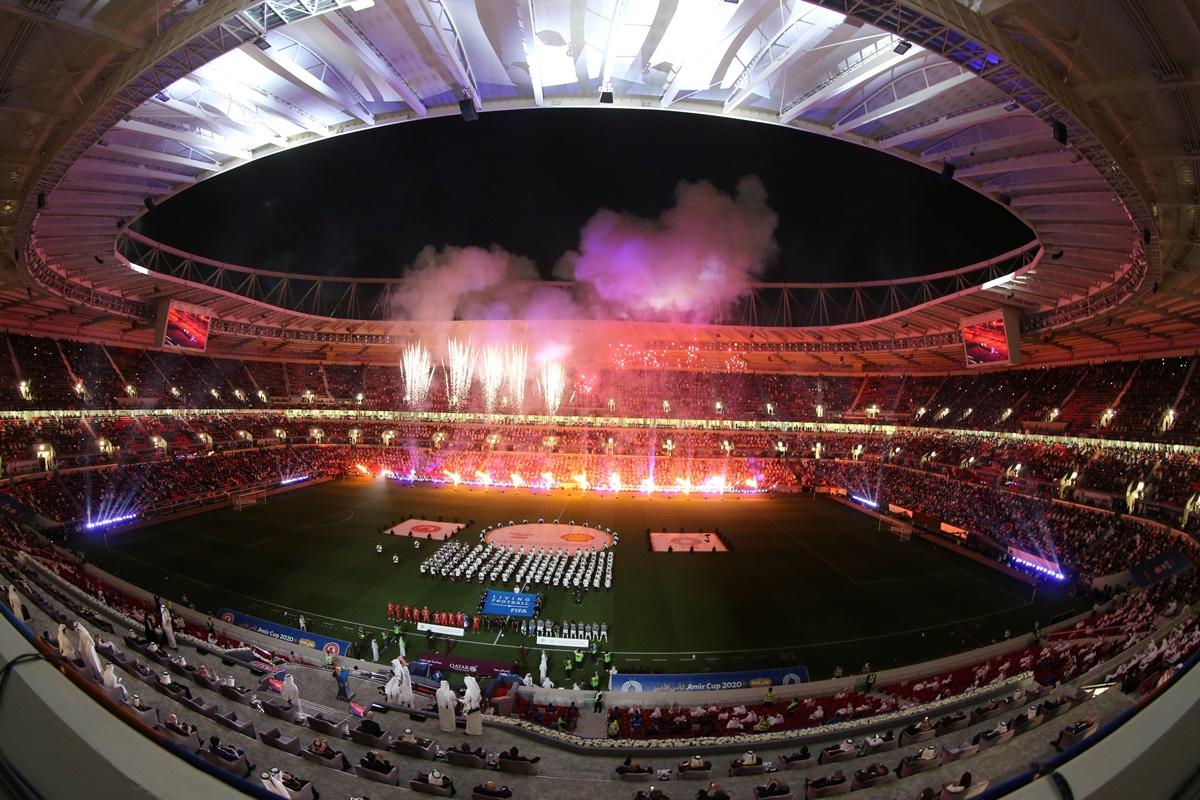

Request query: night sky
[{"left": 136, "top": 108, "right": 1032, "bottom": 283}]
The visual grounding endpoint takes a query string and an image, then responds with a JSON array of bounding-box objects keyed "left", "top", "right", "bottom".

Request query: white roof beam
[
  {"left": 836, "top": 69, "right": 974, "bottom": 132},
  {"left": 189, "top": 72, "right": 331, "bottom": 138},
  {"left": 1010, "top": 190, "right": 1120, "bottom": 206},
  {"left": 881, "top": 101, "right": 1017, "bottom": 150},
  {"left": 955, "top": 150, "right": 1077, "bottom": 178},
  {"left": 321, "top": 11, "right": 428, "bottom": 116},
  {"left": 241, "top": 42, "right": 375, "bottom": 125},
  {"left": 56, "top": 178, "right": 160, "bottom": 194},
  {"left": 724, "top": 7, "right": 844, "bottom": 114},
  {"left": 918, "top": 126, "right": 1045, "bottom": 162},
  {"left": 114, "top": 119, "right": 252, "bottom": 161},
  {"left": 149, "top": 96, "right": 285, "bottom": 146},
  {"left": 70, "top": 158, "right": 197, "bottom": 186},
  {"left": 515, "top": 0, "right": 543, "bottom": 106},
  {"left": 91, "top": 142, "right": 220, "bottom": 172},
  {"left": 779, "top": 35, "right": 916, "bottom": 125},
  {"left": 418, "top": 0, "right": 482, "bottom": 111}
]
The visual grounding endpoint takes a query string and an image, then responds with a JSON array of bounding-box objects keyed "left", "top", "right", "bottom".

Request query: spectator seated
[
  {"left": 729, "top": 750, "right": 766, "bottom": 777},
  {"left": 410, "top": 769, "right": 455, "bottom": 796},
  {"left": 754, "top": 780, "right": 794, "bottom": 800},
  {"left": 804, "top": 769, "right": 849, "bottom": 798},
  {"left": 676, "top": 754, "right": 712, "bottom": 779},
  {"left": 473, "top": 779, "right": 514, "bottom": 799},
  {"left": 355, "top": 751, "right": 399, "bottom": 785},
  {"left": 850, "top": 762, "right": 895, "bottom": 790},
  {"left": 1053, "top": 718, "right": 1099, "bottom": 751},
  {"left": 392, "top": 727, "right": 436, "bottom": 759},
  {"left": 446, "top": 742, "right": 488, "bottom": 769}
]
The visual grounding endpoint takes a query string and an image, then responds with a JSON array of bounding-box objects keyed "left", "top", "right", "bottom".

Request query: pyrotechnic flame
[
  {"left": 538, "top": 360, "right": 566, "bottom": 415},
  {"left": 608, "top": 472, "right": 622, "bottom": 492},
  {"left": 676, "top": 476, "right": 693, "bottom": 494},
  {"left": 572, "top": 472, "right": 589, "bottom": 491},
  {"left": 700, "top": 475, "right": 727, "bottom": 494},
  {"left": 540, "top": 471, "right": 555, "bottom": 489},
  {"left": 443, "top": 470, "right": 462, "bottom": 485},
  {"left": 744, "top": 477, "right": 758, "bottom": 489},
  {"left": 505, "top": 345, "right": 527, "bottom": 411},
  {"left": 401, "top": 341, "right": 434, "bottom": 408},
  {"left": 443, "top": 338, "right": 476, "bottom": 409},
  {"left": 474, "top": 470, "right": 492, "bottom": 486},
  {"left": 480, "top": 345, "right": 505, "bottom": 412},
  {"left": 510, "top": 473, "right": 525, "bottom": 488},
  {"left": 639, "top": 477, "right": 656, "bottom": 494}
]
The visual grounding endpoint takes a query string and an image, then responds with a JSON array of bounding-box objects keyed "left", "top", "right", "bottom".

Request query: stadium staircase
[{"left": 101, "top": 344, "right": 131, "bottom": 394}]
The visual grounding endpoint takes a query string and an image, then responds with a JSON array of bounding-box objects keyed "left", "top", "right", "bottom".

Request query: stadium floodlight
[
  {"left": 85, "top": 513, "right": 138, "bottom": 530},
  {"left": 129, "top": 263, "right": 150, "bottom": 275}
]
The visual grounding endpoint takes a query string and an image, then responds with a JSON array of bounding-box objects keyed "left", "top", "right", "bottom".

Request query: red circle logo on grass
[
  {"left": 562, "top": 533, "right": 595, "bottom": 542},
  {"left": 670, "top": 537, "right": 695, "bottom": 547},
  {"left": 412, "top": 524, "right": 442, "bottom": 533}
]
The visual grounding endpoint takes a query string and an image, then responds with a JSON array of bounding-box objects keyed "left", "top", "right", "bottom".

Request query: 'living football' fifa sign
[{"left": 481, "top": 590, "right": 538, "bottom": 618}]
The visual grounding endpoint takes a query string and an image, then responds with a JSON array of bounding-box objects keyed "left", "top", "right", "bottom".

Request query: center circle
[{"left": 484, "top": 523, "right": 612, "bottom": 552}]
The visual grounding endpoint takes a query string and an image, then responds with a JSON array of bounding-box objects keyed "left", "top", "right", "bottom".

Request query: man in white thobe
[
  {"left": 74, "top": 622, "right": 102, "bottom": 679},
  {"left": 436, "top": 680, "right": 457, "bottom": 732},
  {"left": 280, "top": 674, "right": 301, "bottom": 708},
  {"left": 464, "top": 676, "right": 483, "bottom": 735},
  {"left": 160, "top": 605, "right": 177, "bottom": 649},
  {"left": 397, "top": 661, "right": 415, "bottom": 707},
  {"left": 539, "top": 651, "right": 548, "bottom": 685},
  {"left": 370, "top": 638, "right": 380, "bottom": 663},
  {"left": 102, "top": 663, "right": 128, "bottom": 700},
  {"left": 57, "top": 623, "right": 77, "bottom": 660},
  {"left": 384, "top": 674, "right": 402, "bottom": 704},
  {"left": 5, "top": 584, "right": 25, "bottom": 621}
]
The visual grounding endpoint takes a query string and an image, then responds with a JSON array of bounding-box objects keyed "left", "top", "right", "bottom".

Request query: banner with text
[
  {"left": 218, "top": 608, "right": 350, "bottom": 656},
  {"left": 611, "top": 665, "right": 809, "bottom": 692},
  {"left": 482, "top": 589, "right": 538, "bottom": 618},
  {"left": 417, "top": 651, "right": 514, "bottom": 678}
]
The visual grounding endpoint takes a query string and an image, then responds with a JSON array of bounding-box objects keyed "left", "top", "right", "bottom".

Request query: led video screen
[
  {"left": 961, "top": 308, "right": 1020, "bottom": 368},
  {"left": 162, "top": 304, "right": 211, "bottom": 351}
]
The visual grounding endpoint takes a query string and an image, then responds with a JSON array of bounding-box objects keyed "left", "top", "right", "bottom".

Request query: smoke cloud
[
  {"left": 388, "top": 176, "right": 778, "bottom": 323},
  {"left": 559, "top": 175, "right": 778, "bottom": 320}
]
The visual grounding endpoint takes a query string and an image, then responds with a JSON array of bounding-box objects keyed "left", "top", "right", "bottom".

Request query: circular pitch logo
[
  {"left": 670, "top": 536, "right": 696, "bottom": 548},
  {"left": 562, "top": 532, "right": 595, "bottom": 543},
  {"left": 411, "top": 524, "right": 442, "bottom": 534}
]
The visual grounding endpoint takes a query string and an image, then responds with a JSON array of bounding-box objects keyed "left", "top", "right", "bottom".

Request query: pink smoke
[
  {"left": 389, "top": 176, "right": 777, "bottom": 322},
  {"left": 559, "top": 176, "right": 777, "bottom": 320}
]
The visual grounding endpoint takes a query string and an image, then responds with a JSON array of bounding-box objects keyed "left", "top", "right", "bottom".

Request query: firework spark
[
  {"left": 510, "top": 473, "right": 525, "bottom": 488},
  {"left": 443, "top": 338, "right": 476, "bottom": 409},
  {"left": 480, "top": 345, "right": 505, "bottom": 412},
  {"left": 401, "top": 341, "right": 434, "bottom": 408},
  {"left": 505, "top": 344, "right": 527, "bottom": 411},
  {"left": 538, "top": 360, "right": 566, "bottom": 415}
]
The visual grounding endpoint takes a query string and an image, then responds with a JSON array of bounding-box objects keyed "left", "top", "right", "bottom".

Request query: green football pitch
[{"left": 80, "top": 478, "right": 1088, "bottom": 681}]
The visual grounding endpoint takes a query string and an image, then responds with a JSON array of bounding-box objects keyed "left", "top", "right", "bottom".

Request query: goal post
[
  {"left": 877, "top": 515, "right": 914, "bottom": 542},
  {"left": 232, "top": 489, "right": 267, "bottom": 510}
]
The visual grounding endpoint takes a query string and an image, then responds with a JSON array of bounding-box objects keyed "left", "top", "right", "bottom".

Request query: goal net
[
  {"left": 878, "top": 516, "right": 914, "bottom": 542},
  {"left": 232, "top": 490, "right": 267, "bottom": 510}
]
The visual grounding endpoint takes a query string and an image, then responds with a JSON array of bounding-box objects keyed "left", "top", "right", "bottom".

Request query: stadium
[{"left": 1, "top": 1, "right": 1199, "bottom": 799}]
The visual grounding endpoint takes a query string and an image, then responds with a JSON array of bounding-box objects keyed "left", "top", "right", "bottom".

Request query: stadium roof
[{"left": 0, "top": 0, "right": 1198, "bottom": 371}]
